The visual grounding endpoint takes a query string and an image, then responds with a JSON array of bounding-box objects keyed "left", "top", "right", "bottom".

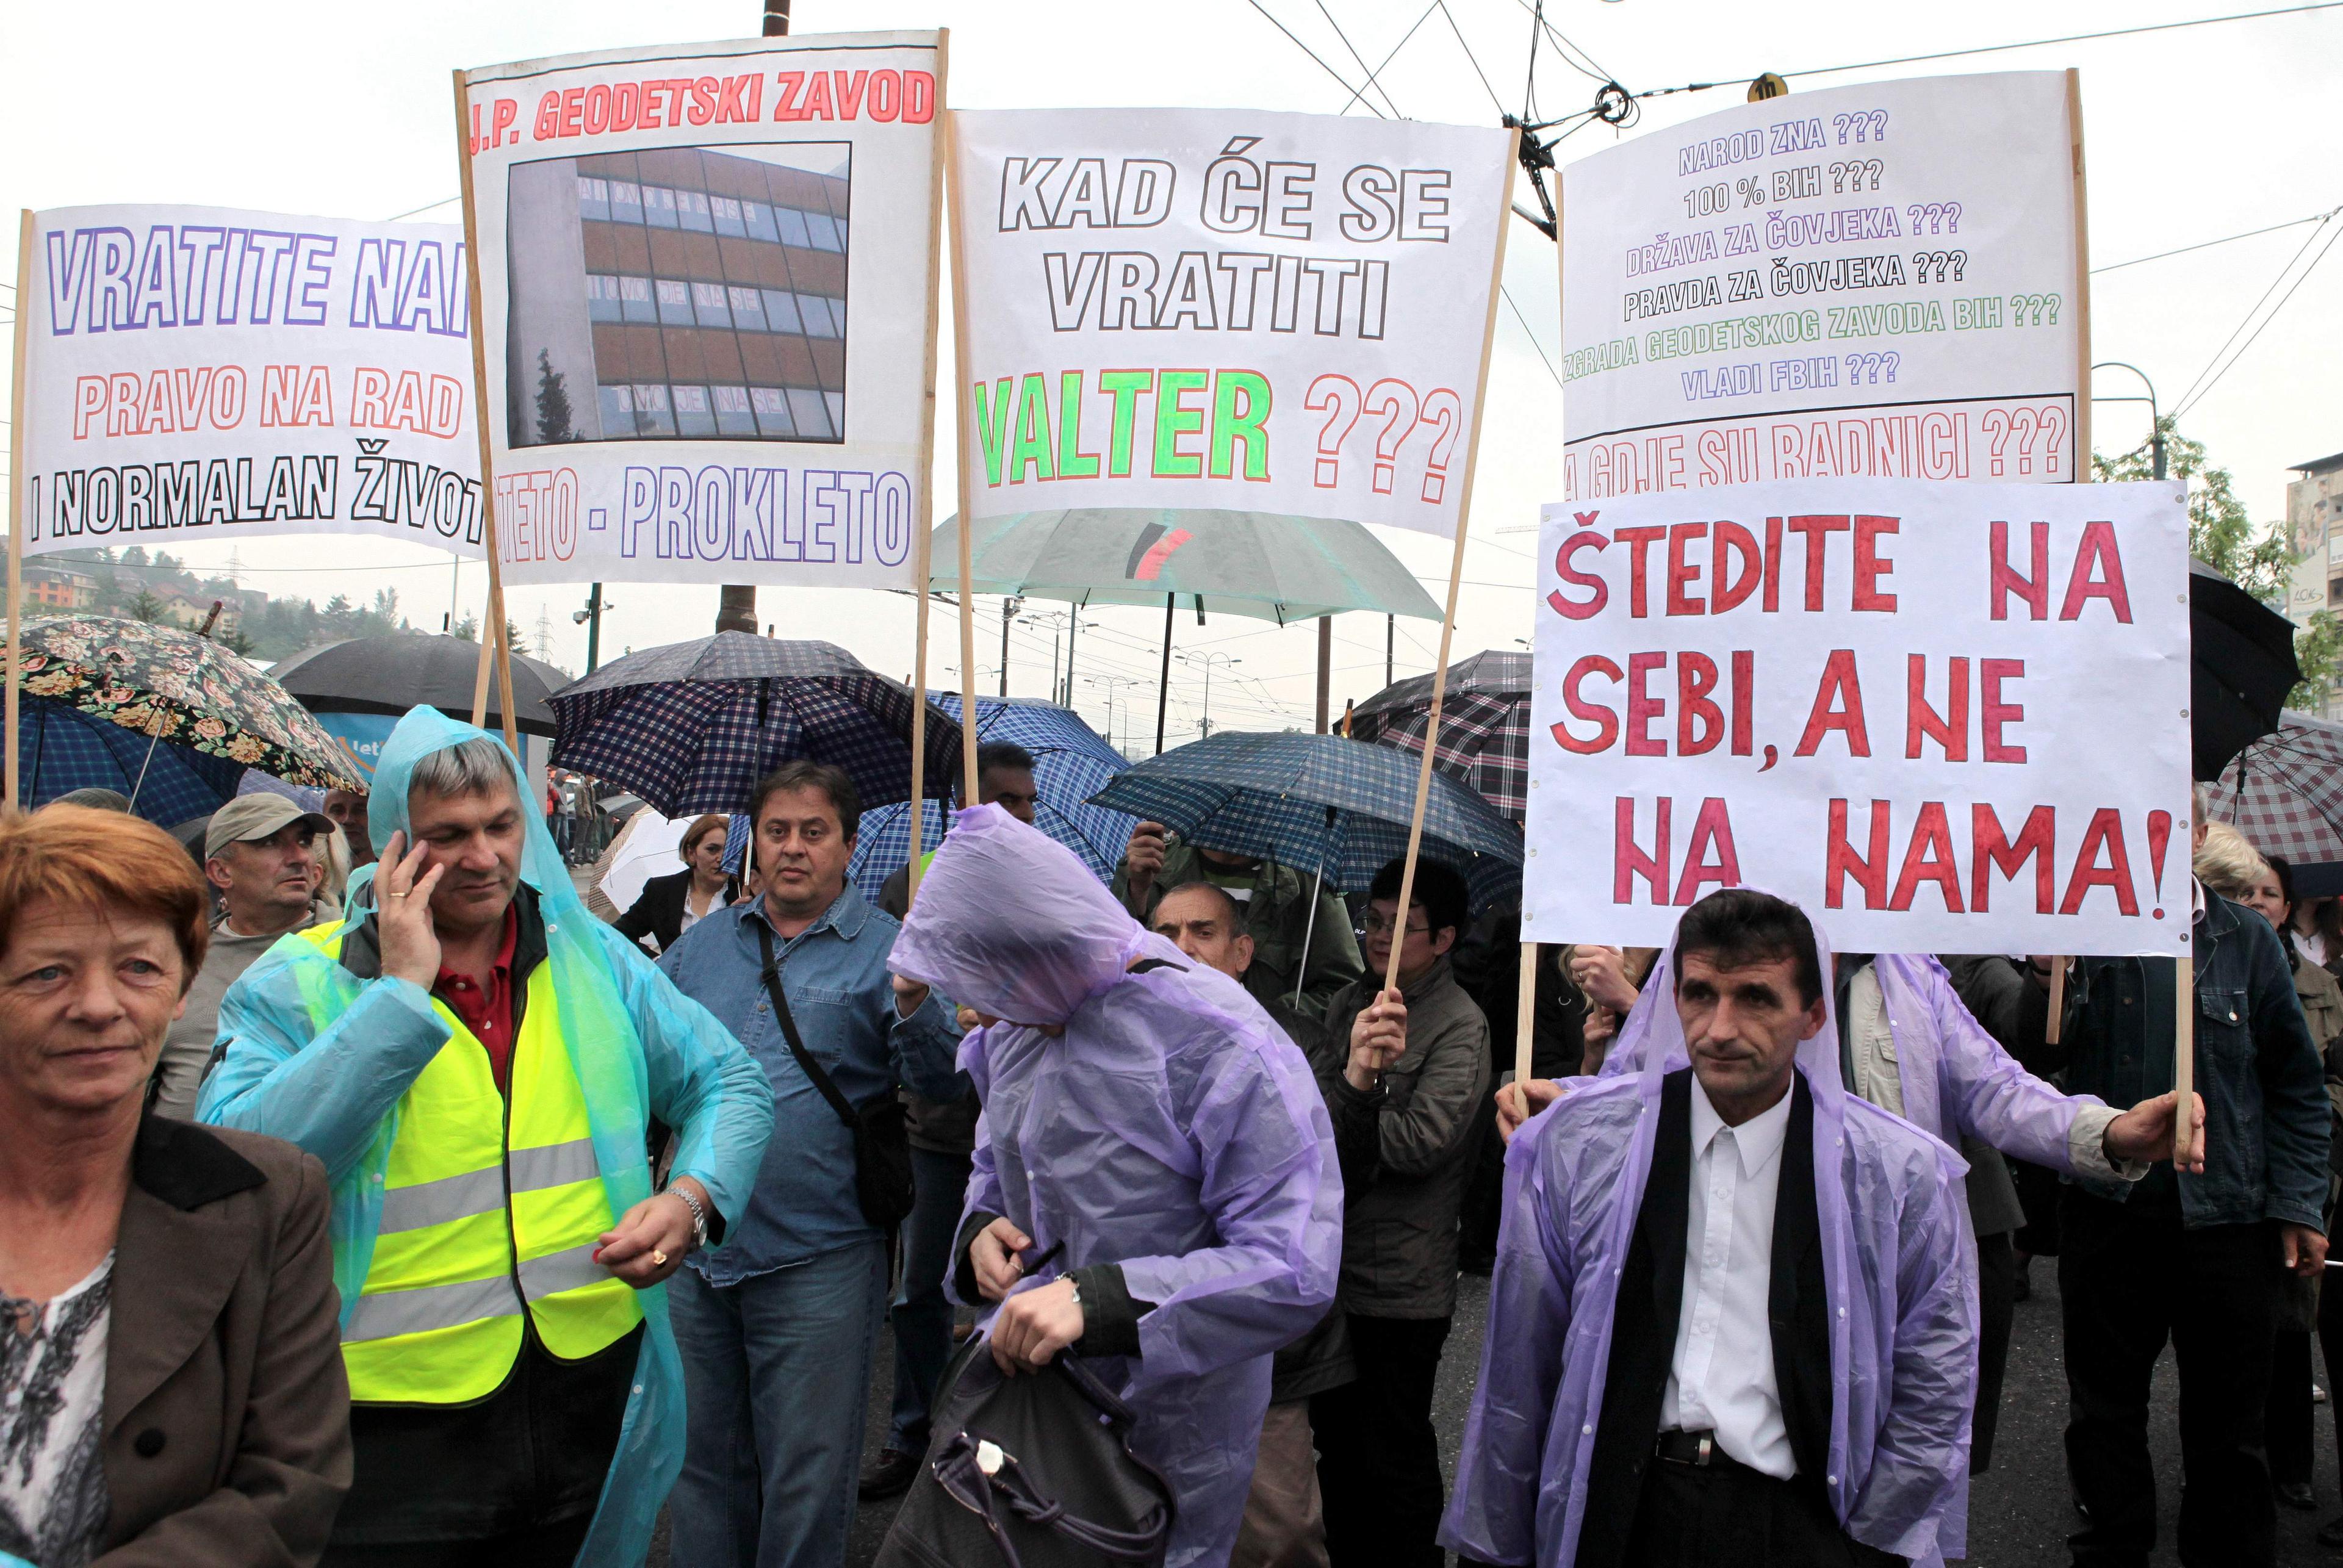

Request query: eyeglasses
[{"left": 1356, "top": 912, "right": 1431, "bottom": 939}]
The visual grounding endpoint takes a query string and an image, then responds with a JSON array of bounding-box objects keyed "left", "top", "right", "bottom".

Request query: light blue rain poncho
[
  {"left": 198, "top": 706, "right": 774, "bottom": 1566},
  {"left": 1441, "top": 897, "right": 1978, "bottom": 1567},
  {"left": 889, "top": 805, "right": 1344, "bottom": 1568}
]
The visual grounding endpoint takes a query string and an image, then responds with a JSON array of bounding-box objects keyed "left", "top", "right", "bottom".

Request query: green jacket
[{"left": 1112, "top": 841, "right": 1364, "bottom": 1020}]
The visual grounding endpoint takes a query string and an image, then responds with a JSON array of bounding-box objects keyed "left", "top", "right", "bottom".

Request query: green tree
[
  {"left": 2096, "top": 418, "right": 2341, "bottom": 710},
  {"left": 452, "top": 613, "right": 479, "bottom": 642},
  {"left": 127, "top": 589, "right": 165, "bottom": 624},
  {"left": 533, "top": 348, "right": 577, "bottom": 444}
]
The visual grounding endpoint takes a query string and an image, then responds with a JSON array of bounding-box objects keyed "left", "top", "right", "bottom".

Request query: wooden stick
[
  {"left": 1513, "top": 940, "right": 1538, "bottom": 1091},
  {"left": 1380, "top": 131, "right": 1519, "bottom": 995},
  {"left": 905, "top": 32, "right": 952, "bottom": 905},
  {"left": 941, "top": 104, "right": 982, "bottom": 809},
  {"left": 452, "top": 67, "right": 516, "bottom": 754},
  {"left": 2174, "top": 953, "right": 2194, "bottom": 1163},
  {"left": 4, "top": 211, "right": 30, "bottom": 814},
  {"left": 2066, "top": 67, "right": 2092, "bottom": 478},
  {"left": 2045, "top": 958, "right": 2067, "bottom": 1045}
]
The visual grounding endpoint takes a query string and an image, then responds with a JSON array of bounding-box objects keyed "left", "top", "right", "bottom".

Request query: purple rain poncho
[
  {"left": 889, "top": 805, "right": 1344, "bottom": 1568},
  {"left": 1442, "top": 904, "right": 1978, "bottom": 1568},
  {"left": 1608, "top": 950, "right": 2108, "bottom": 1176}
]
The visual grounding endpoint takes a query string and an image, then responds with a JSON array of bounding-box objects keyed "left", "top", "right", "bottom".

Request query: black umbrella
[
  {"left": 2190, "top": 558, "right": 2301, "bottom": 782},
  {"left": 547, "top": 634, "right": 962, "bottom": 817},
  {"left": 268, "top": 631, "right": 570, "bottom": 738}
]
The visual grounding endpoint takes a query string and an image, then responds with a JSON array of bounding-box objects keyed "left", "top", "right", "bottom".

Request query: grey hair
[{"left": 406, "top": 737, "right": 518, "bottom": 807}]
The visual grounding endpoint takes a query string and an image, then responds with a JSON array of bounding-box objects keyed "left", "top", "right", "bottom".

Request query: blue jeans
[
  {"left": 669, "top": 1240, "right": 888, "bottom": 1568},
  {"left": 886, "top": 1146, "right": 974, "bottom": 1455}
]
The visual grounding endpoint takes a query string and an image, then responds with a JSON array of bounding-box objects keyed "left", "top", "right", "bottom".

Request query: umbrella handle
[{"left": 1292, "top": 866, "right": 1323, "bottom": 1012}]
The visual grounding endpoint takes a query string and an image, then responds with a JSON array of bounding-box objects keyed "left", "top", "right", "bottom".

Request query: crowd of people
[{"left": 2, "top": 705, "right": 2336, "bottom": 1568}]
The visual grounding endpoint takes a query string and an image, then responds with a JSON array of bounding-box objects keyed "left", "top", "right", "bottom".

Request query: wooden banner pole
[
  {"left": 2046, "top": 962, "right": 2068, "bottom": 1046},
  {"left": 905, "top": 32, "right": 952, "bottom": 904},
  {"left": 942, "top": 106, "right": 982, "bottom": 807},
  {"left": 4, "top": 212, "right": 31, "bottom": 814},
  {"left": 1380, "top": 132, "right": 1520, "bottom": 996},
  {"left": 2175, "top": 953, "right": 2195, "bottom": 1162},
  {"left": 2042, "top": 70, "right": 2092, "bottom": 1040},
  {"left": 452, "top": 67, "right": 517, "bottom": 756},
  {"left": 1513, "top": 939, "right": 1539, "bottom": 1095}
]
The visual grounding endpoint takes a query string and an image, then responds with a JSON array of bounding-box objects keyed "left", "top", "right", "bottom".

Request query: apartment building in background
[{"left": 2284, "top": 449, "right": 2343, "bottom": 719}]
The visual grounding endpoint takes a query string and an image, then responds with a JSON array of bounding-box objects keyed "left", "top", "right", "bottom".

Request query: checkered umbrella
[
  {"left": 2214, "top": 710, "right": 2343, "bottom": 863},
  {"left": 1088, "top": 730, "right": 1523, "bottom": 912},
  {"left": 846, "top": 694, "right": 1137, "bottom": 897},
  {"left": 15, "top": 695, "right": 247, "bottom": 825},
  {"left": 547, "top": 635, "right": 961, "bottom": 817},
  {"left": 1348, "top": 650, "right": 1531, "bottom": 824}
]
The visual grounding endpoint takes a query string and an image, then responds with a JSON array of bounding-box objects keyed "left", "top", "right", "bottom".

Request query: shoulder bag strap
[{"left": 755, "top": 919, "right": 858, "bottom": 1132}]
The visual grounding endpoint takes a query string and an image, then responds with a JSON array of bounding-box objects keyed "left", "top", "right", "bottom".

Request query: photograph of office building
[{"left": 505, "top": 142, "right": 851, "bottom": 447}]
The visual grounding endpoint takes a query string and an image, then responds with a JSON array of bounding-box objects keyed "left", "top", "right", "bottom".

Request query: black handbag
[
  {"left": 755, "top": 922, "right": 915, "bottom": 1232},
  {"left": 876, "top": 1334, "right": 1176, "bottom": 1568}
]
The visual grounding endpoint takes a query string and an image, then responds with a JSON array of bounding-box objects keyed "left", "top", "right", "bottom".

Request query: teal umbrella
[{"left": 932, "top": 509, "right": 1441, "bottom": 625}]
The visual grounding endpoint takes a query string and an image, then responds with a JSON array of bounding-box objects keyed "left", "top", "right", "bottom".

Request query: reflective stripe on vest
[{"left": 298, "top": 922, "right": 643, "bottom": 1404}]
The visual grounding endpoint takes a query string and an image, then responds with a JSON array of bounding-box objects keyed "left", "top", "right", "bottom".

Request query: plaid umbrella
[
  {"left": 8, "top": 614, "right": 359, "bottom": 796},
  {"left": 2214, "top": 709, "right": 2343, "bottom": 863},
  {"left": 1349, "top": 650, "right": 1531, "bottom": 823},
  {"left": 548, "top": 634, "right": 962, "bottom": 818},
  {"left": 15, "top": 695, "right": 248, "bottom": 824},
  {"left": 1088, "top": 730, "right": 1524, "bottom": 911},
  {"left": 847, "top": 694, "right": 1137, "bottom": 897}
]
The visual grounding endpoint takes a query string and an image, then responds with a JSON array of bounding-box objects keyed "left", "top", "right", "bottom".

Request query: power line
[
  {"left": 2173, "top": 214, "right": 2343, "bottom": 419},
  {"left": 1500, "top": 0, "right": 1615, "bottom": 86},
  {"left": 1312, "top": 0, "right": 1405, "bottom": 118},
  {"left": 2170, "top": 206, "right": 2339, "bottom": 414},
  {"left": 1501, "top": 285, "right": 1563, "bottom": 389},
  {"left": 2092, "top": 206, "right": 2342, "bottom": 273},
  {"left": 1243, "top": 0, "right": 1381, "bottom": 109},
  {"left": 1437, "top": 0, "right": 1510, "bottom": 115},
  {"left": 384, "top": 195, "right": 461, "bottom": 223},
  {"left": 1339, "top": 0, "right": 1444, "bottom": 115}
]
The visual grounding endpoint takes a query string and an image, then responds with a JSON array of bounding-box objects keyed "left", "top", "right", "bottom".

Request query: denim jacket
[{"left": 2064, "top": 889, "right": 2329, "bottom": 1229}]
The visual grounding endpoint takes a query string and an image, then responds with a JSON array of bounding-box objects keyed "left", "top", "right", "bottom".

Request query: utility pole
[
  {"left": 1064, "top": 611, "right": 1081, "bottom": 704},
  {"left": 1386, "top": 614, "right": 1394, "bottom": 687},
  {"left": 714, "top": 0, "right": 794, "bottom": 638},
  {"left": 1179, "top": 650, "right": 1239, "bottom": 739},
  {"left": 1154, "top": 594, "right": 1175, "bottom": 755},
  {"left": 577, "top": 584, "right": 607, "bottom": 673},
  {"left": 999, "top": 596, "right": 1019, "bottom": 696},
  {"left": 1314, "top": 617, "right": 1333, "bottom": 733}
]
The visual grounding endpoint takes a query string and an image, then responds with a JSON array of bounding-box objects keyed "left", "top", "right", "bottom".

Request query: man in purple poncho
[
  {"left": 1442, "top": 889, "right": 1974, "bottom": 1567},
  {"left": 889, "top": 805, "right": 1345, "bottom": 1568}
]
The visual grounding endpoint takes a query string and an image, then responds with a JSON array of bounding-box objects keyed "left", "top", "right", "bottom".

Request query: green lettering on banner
[
  {"left": 1209, "top": 371, "right": 1271, "bottom": 480},
  {"left": 1152, "top": 370, "right": 1207, "bottom": 479},
  {"left": 1099, "top": 371, "right": 1152, "bottom": 478},
  {"left": 1057, "top": 370, "right": 1101, "bottom": 478},
  {"left": 1009, "top": 373, "right": 1055, "bottom": 483},
  {"left": 974, "top": 378, "right": 1015, "bottom": 487}
]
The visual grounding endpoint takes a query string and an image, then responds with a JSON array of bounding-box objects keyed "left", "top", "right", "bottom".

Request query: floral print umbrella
[{"left": 9, "top": 615, "right": 361, "bottom": 792}]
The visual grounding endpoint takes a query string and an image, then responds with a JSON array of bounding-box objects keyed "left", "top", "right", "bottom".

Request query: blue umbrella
[
  {"left": 1087, "top": 730, "right": 1524, "bottom": 913},
  {"left": 15, "top": 696, "right": 247, "bottom": 825},
  {"left": 847, "top": 694, "right": 1136, "bottom": 898}
]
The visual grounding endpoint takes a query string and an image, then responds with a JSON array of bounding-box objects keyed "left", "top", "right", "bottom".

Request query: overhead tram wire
[
  {"left": 2172, "top": 215, "right": 2343, "bottom": 419},
  {"left": 2095, "top": 206, "right": 2343, "bottom": 274},
  {"left": 1243, "top": 0, "right": 1387, "bottom": 110},
  {"left": 1312, "top": 0, "right": 1406, "bottom": 119},
  {"left": 2169, "top": 205, "right": 2341, "bottom": 414},
  {"left": 1339, "top": 0, "right": 1444, "bottom": 115},
  {"left": 1439, "top": 0, "right": 1511, "bottom": 115}
]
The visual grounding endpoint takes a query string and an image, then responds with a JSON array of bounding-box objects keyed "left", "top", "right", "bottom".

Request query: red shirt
[{"left": 433, "top": 907, "right": 520, "bottom": 1091}]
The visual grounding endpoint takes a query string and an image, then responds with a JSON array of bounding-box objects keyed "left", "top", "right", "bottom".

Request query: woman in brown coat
[{"left": 0, "top": 805, "right": 350, "bottom": 1567}]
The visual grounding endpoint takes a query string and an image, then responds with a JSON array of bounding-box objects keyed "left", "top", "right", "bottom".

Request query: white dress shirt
[{"left": 1658, "top": 1072, "right": 1798, "bottom": 1478}]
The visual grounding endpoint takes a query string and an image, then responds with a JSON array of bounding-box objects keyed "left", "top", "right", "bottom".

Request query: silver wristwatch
[{"left": 669, "top": 1184, "right": 710, "bottom": 1251}]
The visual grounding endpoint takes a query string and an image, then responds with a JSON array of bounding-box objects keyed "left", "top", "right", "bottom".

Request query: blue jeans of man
[
  {"left": 670, "top": 1240, "right": 888, "bottom": 1568},
  {"left": 886, "top": 1146, "right": 974, "bottom": 1455}
]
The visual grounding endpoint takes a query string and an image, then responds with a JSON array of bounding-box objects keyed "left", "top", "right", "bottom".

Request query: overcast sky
[{"left": 5, "top": 0, "right": 2337, "bottom": 748}]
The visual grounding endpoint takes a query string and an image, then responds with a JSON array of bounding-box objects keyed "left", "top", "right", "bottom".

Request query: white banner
[
  {"left": 459, "top": 30, "right": 944, "bottom": 588},
  {"left": 16, "top": 204, "right": 482, "bottom": 558},
  {"left": 951, "top": 108, "right": 1513, "bottom": 539},
  {"left": 1559, "top": 72, "right": 2081, "bottom": 501},
  {"left": 1522, "top": 477, "right": 2191, "bottom": 955}
]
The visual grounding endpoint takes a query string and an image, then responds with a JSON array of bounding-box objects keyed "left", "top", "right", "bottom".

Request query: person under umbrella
[{"left": 890, "top": 805, "right": 1342, "bottom": 1568}]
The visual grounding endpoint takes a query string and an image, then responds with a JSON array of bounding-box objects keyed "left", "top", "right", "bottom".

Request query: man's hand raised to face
[
  {"left": 375, "top": 830, "right": 447, "bottom": 989},
  {"left": 1121, "top": 822, "right": 1168, "bottom": 910}
]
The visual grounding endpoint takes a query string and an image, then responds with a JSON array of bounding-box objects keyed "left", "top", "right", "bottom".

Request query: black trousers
[
  {"left": 1622, "top": 1450, "right": 1888, "bottom": 1566},
  {"left": 2268, "top": 1329, "right": 2316, "bottom": 1489},
  {"left": 1973, "top": 1230, "right": 2015, "bottom": 1473},
  {"left": 322, "top": 1518, "right": 591, "bottom": 1568},
  {"left": 2319, "top": 1275, "right": 2343, "bottom": 1498},
  {"left": 1311, "top": 1314, "right": 1452, "bottom": 1568},
  {"left": 2060, "top": 1190, "right": 2278, "bottom": 1568}
]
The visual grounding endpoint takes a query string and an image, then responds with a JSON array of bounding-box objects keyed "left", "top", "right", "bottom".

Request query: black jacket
[{"left": 614, "top": 868, "right": 736, "bottom": 957}]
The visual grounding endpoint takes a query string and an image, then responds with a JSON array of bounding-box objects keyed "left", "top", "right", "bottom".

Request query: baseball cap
[{"left": 205, "top": 794, "right": 334, "bottom": 860}]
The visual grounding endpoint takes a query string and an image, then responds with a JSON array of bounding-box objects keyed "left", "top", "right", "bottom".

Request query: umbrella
[
  {"left": 269, "top": 631, "right": 572, "bottom": 738},
  {"left": 547, "top": 634, "right": 961, "bottom": 818},
  {"left": 2191, "top": 557, "right": 2301, "bottom": 782},
  {"left": 846, "top": 694, "right": 1137, "bottom": 897},
  {"left": 8, "top": 614, "right": 359, "bottom": 809},
  {"left": 1087, "top": 730, "right": 1524, "bottom": 915},
  {"left": 1349, "top": 650, "right": 1532, "bottom": 824},
  {"left": 2214, "top": 708, "right": 2343, "bottom": 868},
  {"left": 934, "top": 508, "right": 1442, "bottom": 624},
  {"left": 15, "top": 696, "right": 248, "bottom": 825}
]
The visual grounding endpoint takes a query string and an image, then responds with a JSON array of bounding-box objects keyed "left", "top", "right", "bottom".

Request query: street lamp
[
  {"left": 1082, "top": 672, "right": 1143, "bottom": 756},
  {"left": 2090, "top": 361, "right": 2165, "bottom": 480},
  {"left": 1176, "top": 650, "right": 1241, "bottom": 738}
]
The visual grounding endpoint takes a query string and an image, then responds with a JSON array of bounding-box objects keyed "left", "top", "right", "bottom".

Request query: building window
[
  {"left": 578, "top": 176, "right": 610, "bottom": 221},
  {"left": 713, "top": 384, "right": 758, "bottom": 437},
  {"left": 630, "top": 383, "right": 675, "bottom": 436},
  {"left": 691, "top": 281, "right": 732, "bottom": 328},
  {"left": 655, "top": 278, "right": 693, "bottom": 326},
  {"left": 673, "top": 384, "right": 717, "bottom": 437}
]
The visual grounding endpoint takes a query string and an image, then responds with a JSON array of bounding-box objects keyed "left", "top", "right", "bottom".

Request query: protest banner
[
  {"left": 949, "top": 108, "right": 1514, "bottom": 541},
  {"left": 1520, "top": 476, "right": 2192, "bottom": 958},
  {"left": 454, "top": 31, "right": 946, "bottom": 594},
  {"left": 9, "top": 204, "right": 483, "bottom": 561},
  {"left": 947, "top": 107, "right": 1516, "bottom": 987},
  {"left": 1557, "top": 71, "right": 2089, "bottom": 501}
]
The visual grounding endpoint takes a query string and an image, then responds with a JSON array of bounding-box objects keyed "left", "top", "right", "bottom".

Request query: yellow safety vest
[{"left": 299, "top": 922, "right": 643, "bottom": 1404}]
